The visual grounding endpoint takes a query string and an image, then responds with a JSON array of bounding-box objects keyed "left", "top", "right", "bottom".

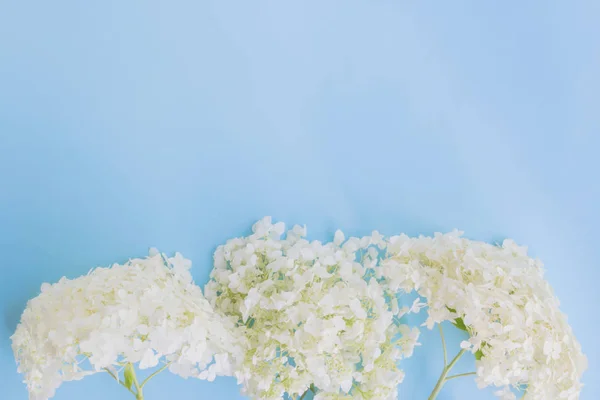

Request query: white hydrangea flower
[
  {"left": 11, "top": 250, "right": 242, "bottom": 400},
  {"left": 378, "top": 232, "right": 587, "bottom": 399},
  {"left": 205, "top": 218, "right": 420, "bottom": 400}
]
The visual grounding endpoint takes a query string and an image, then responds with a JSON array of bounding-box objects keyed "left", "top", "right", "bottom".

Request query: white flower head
[
  {"left": 205, "top": 217, "right": 419, "bottom": 400},
  {"left": 379, "top": 233, "right": 587, "bottom": 399},
  {"left": 12, "top": 251, "right": 243, "bottom": 400}
]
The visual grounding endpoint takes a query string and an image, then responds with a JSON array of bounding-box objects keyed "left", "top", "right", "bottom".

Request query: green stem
[
  {"left": 445, "top": 371, "right": 476, "bottom": 381},
  {"left": 104, "top": 368, "right": 137, "bottom": 396},
  {"left": 141, "top": 362, "right": 172, "bottom": 388},
  {"left": 438, "top": 324, "right": 447, "bottom": 367},
  {"left": 428, "top": 349, "right": 467, "bottom": 400},
  {"left": 105, "top": 361, "right": 174, "bottom": 400},
  {"left": 129, "top": 363, "right": 143, "bottom": 400}
]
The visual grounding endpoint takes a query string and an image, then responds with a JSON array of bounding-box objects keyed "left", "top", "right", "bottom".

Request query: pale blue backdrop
[{"left": 1, "top": 1, "right": 598, "bottom": 399}]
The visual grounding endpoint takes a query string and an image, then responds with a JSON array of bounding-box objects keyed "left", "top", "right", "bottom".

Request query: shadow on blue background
[{"left": 1, "top": 1, "right": 598, "bottom": 399}]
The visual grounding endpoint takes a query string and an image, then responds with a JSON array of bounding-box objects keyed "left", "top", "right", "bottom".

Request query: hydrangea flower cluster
[
  {"left": 12, "top": 218, "right": 587, "bottom": 400},
  {"left": 377, "top": 231, "right": 587, "bottom": 400},
  {"left": 11, "top": 250, "right": 241, "bottom": 400},
  {"left": 205, "top": 217, "right": 420, "bottom": 400}
]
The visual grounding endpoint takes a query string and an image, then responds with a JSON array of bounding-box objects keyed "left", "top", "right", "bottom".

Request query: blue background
[{"left": 1, "top": 1, "right": 598, "bottom": 399}]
